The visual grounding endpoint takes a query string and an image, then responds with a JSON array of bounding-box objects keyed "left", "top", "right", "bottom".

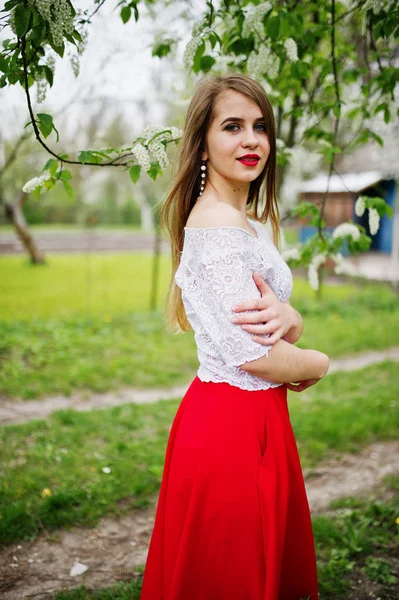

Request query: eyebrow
[{"left": 220, "top": 116, "right": 266, "bottom": 126}]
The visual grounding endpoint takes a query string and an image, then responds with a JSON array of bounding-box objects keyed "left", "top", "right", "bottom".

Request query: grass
[
  {"left": 0, "top": 313, "right": 198, "bottom": 399},
  {"left": 1, "top": 252, "right": 398, "bottom": 400},
  {"left": 1, "top": 361, "right": 397, "bottom": 547},
  {"left": 0, "top": 253, "right": 172, "bottom": 319},
  {"left": 46, "top": 480, "right": 399, "bottom": 599},
  {"left": 314, "top": 477, "right": 399, "bottom": 598}
]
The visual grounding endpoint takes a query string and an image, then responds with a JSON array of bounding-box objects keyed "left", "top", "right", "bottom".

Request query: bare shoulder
[{"left": 185, "top": 202, "right": 243, "bottom": 229}]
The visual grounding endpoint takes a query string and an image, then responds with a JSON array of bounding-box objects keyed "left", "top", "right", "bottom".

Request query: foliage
[{"left": 1, "top": 0, "right": 398, "bottom": 289}]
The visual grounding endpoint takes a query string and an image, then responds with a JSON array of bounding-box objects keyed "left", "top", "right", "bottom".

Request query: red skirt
[{"left": 140, "top": 376, "right": 318, "bottom": 600}]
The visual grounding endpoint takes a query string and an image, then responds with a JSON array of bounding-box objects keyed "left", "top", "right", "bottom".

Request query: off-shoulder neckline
[{"left": 184, "top": 217, "right": 259, "bottom": 240}]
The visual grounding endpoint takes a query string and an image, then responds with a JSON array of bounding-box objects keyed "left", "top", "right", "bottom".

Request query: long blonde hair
[{"left": 160, "top": 73, "right": 280, "bottom": 333}]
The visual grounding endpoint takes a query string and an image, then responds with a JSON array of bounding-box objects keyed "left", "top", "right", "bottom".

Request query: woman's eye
[
  {"left": 225, "top": 124, "right": 239, "bottom": 131},
  {"left": 225, "top": 124, "right": 267, "bottom": 132}
]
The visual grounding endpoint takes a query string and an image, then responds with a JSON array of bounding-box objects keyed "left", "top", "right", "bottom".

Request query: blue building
[{"left": 298, "top": 171, "right": 397, "bottom": 257}]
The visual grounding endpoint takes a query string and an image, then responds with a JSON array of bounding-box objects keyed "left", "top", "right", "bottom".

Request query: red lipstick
[{"left": 237, "top": 153, "right": 260, "bottom": 166}]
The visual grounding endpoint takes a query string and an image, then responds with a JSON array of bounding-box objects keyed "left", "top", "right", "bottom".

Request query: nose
[{"left": 242, "top": 126, "right": 259, "bottom": 147}]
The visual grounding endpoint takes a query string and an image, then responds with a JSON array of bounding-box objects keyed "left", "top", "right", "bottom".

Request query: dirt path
[
  {"left": 0, "top": 440, "right": 398, "bottom": 599},
  {"left": 1, "top": 347, "right": 399, "bottom": 427}
]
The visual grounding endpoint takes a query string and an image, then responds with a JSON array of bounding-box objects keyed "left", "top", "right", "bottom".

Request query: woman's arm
[
  {"left": 239, "top": 339, "right": 329, "bottom": 384},
  {"left": 231, "top": 273, "right": 303, "bottom": 345},
  {"left": 281, "top": 301, "right": 303, "bottom": 345}
]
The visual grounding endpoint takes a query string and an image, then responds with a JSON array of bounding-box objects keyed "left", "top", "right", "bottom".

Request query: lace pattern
[{"left": 175, "top": 218, "right": 293, "bottom": 391}]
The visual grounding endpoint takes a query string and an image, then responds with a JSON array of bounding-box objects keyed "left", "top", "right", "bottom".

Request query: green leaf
[
  {"left": 59, "top": 170, "right": 72, "bottom": 180},
  {"left": 43, "top": 65, "right": 54, "bottom": 87},
  {"left": 72, "top": 30, "right": 83, "bottom": 43},
  {"left": 78, "top": 150, "right": 102, "bottom": 164},
  {"left": 200, "top": 55, "right": 216, "bottom": 73},
  {"left": 209, "top": 32, "right": 218, "bottom": 50},
  {"left": 152, "top": 42, "right": 171, "bottom": 58},
  {"left": 147, "top": 163, "right": 160, "bottom": 180},
  {"left": 129, "top": 165, "right": 141, "bottom": 183},
  {"left": 4, "top": 0, "right": 21, "bottom": 10},
  {"left": 49, "top": 38, "right": 65, "bottom": 58},
  {"left": 37, "top": 113, "right": 53, "bottom": 138},
  {"left": 343, "top": 68, "right": 360, "bottom": 84},
  {"left": 43, "top": 158, "right": 58, "bottom": 175},
  {"left": 14, "top": 4, "right": 32, "bottom": 38},
  {"left": 192, "top": 39, "right": 205, "bottom": 74},
  {"left": 369, "top": 131, "right": 383, "bottom": 147},
  {"left": 0, "top": 56, "right": 8, "bottom": 73},
  {"left": 62, "top": 180, "right": 74, "bottom": 199},
  {"left": 121, "top": 6, "right": 131, "bottom": 24},
  {"left": 8, "top": 72, "right": 19, "bottom": 84},
  {"left": 64, "top": 32, "right": 77, "bottom": 47},
  {"left": 267, "top": 16, "right": 280, "bottom": 41},
  {"left": 30, "top": 22, "right": 47, "bottom": 46},
  {"left": 43, "top": 178, "right": 55, "bottom": 191},
  {"left": 279, "top": 17, "right": 291, "bottom": 39}
]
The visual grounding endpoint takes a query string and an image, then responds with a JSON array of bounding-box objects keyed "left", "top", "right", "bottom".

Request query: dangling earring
[{"left": 199, "top": 160, "right": 207, "bottom": 197}]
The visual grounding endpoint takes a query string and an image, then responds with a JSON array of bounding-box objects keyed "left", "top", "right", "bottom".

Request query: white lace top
[{"left": 174, "top": 217, "right": 293, "bottom": 391}]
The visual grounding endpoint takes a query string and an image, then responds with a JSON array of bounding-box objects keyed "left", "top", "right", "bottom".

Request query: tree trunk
[{"left": 4, "top": 191, "right": 46, "bottom": 264}]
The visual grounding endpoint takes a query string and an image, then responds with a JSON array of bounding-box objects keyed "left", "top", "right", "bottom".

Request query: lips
[{"left": 237, "top": 154, "right": 260, "bottom": 166}]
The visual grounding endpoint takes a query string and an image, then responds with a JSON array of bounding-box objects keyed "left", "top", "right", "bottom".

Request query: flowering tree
[{"left": 0, "top": 0, "right": 397, "bottom": 290}]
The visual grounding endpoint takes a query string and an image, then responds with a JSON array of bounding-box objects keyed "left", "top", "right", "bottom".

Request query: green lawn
[
  {"left": 1, "top": 361, "right": 397, "bottom": 547},
  {"left": 48, "top": 479, "right": 399, "bottom": 599},
  {"left": 1, "top": 252, "right": 398, "bottom": 400}
]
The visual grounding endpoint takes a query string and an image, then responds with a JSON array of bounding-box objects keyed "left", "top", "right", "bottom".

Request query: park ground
[{"left": 0, "top": 243, "right": 398, "bottom": 599}]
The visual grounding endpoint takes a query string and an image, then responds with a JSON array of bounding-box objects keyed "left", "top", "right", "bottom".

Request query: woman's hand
[
  {"left": 286, "top": 353, "right": 330, "bottom": 392},
  {"left": 231, "top": 271, "right": 298, "bottom": 345},
  {"left": 285, "top": 378, "right": 321, "bottom": 392}
]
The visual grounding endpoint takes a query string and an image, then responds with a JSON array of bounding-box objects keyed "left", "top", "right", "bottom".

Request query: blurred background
[{"left": 0, "top": 1, "right": 398, "bottom": 599}]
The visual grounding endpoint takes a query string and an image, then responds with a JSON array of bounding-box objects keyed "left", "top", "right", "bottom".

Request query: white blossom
[
  {"left": 284, "top": 38, "right": 298, "bottom": 62},
  {"left": 101, "top": 467, "right": 111, "bottom": 474},
  {"left": 247, "top": 45, "right": 280, "bottom": 80},
  {"left": 308, "top": 253, "right": 327, "bottom": 291},
  {"left": 33, "top": 0, "right": 75, "bottom": 48},
  {"left": 132, "top": 143, "right": 152, "bottom": 171},
  {"left": 368, "top": 207, "right": 380, "bottom": 235},
  {"left": 148, "top": 141, "right": 169, "bottom": 170},
  {"left": 183, "top": 37, "right": 202, "bottom": 69},
  {"left": 183, "top": 26, "right": 213, "bottom": 69},
  {"left": 22, "top": 172, "right": 51, "bottom": 193},
  {"left": 354, "top": 196, "right": 366, "bottom": 217},
  {"left": 332, "top": 223, "right": 360, "bottom": 241},
  {"left": 282, "top": 247, "right": 301, "bottom": 261},
  {"left": 192, "top": 18, "right": 209, "bottom": 38},
  {"left": 141, "top": 125, "right": 182, "bottom": 144},
  {"left": 36, "top": 75, "right": 48, "bottom": 103},
  {"left": 70, "top": 53, "right": 80, "bottom": 77},
  {"left": 242, "top": 2, "right": 272, "bottom": 41}
]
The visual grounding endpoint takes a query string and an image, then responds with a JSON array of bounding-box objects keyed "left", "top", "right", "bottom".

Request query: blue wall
[{"left": 299, "top": 178, "right": 396, "bottom": 254}]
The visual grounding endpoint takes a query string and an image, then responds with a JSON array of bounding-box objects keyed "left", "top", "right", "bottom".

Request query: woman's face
[{"left": 202, "top": 89, "right": 271, "bottom": 187}]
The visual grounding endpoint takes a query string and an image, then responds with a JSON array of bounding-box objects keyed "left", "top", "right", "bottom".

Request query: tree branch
[
  {"left": 318, "top": 0, "right": 341, "bottom": 240},
  {"left": 20, "top": 34, "right": 156, "bottom": 169}
]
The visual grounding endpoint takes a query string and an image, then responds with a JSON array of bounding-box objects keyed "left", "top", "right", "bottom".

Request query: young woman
[{"left": 140, "top": 73, "right": 329, "bottom": 600}]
